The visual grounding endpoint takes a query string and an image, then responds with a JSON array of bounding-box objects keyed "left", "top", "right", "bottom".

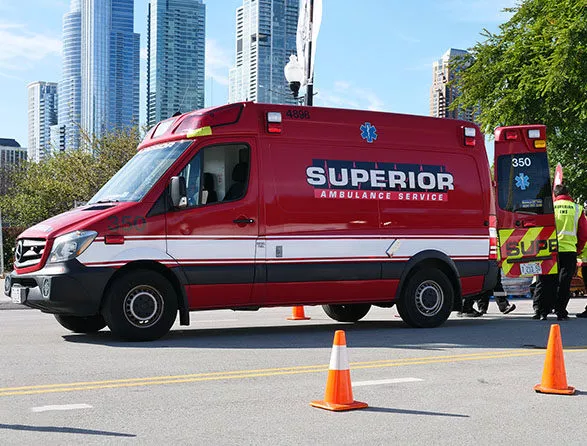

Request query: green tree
[
  {"left": 452, "top": 0, "right": 587, "bottom": 201},
  {"left": 0, "top": 127, "right": 140, "bottom": 270}
]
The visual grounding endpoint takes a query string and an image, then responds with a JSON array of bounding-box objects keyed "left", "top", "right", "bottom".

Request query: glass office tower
[
  {"left": 228, "top": 0, "right": 298, "bottom": 105},
  {"left": 27, "top": 82, "right": 58, "bottom": 162},
  {"left": 147, "top": 0, "right": 206, "bottom": 127},
  {"left": 58, "top": 0, "right": 140, "bottom": 149},
  {"left": 58, "top": 0, "right": 82, "bottom": 150}
]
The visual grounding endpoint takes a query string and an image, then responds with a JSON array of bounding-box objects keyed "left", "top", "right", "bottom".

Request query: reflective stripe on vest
[{"left": 554, "top": 200, "right": 581, "bottom": 252}]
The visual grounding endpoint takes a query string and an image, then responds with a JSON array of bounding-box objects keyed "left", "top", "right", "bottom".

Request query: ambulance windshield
[
  {"left": 89, "top": 140, "right": 191, "bottom": 204},
  {"left": 496, "top": 152, "right": 553, "bottom": 215}
]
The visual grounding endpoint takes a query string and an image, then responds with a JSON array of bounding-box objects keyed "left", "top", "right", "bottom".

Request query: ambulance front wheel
[
  {"left": 322, "top": 304, "right": 371, "bottom": 322},
  {"left": 102, "top": 270, "right": 178, "bottom": 341},
  {"left": 396, "top": 269, "right": 454, "bottom": 328}
]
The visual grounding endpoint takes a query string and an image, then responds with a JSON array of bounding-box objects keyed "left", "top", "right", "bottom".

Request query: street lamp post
[
  {"left": 284, "top": 54, "right": 304, "bottom": 104},
  {"left": 284, "top": 0, "right": 317, "bottom": 106},
  {"left": 304, "top": 0, "right": 314, "bottom": 106}
]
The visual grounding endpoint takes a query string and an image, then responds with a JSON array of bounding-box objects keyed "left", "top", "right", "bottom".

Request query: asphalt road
[{"left": 1, "top": 287, "right": 587, "bottom": 445}]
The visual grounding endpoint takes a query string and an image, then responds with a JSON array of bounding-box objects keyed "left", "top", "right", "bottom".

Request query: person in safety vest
[
  {"left": 576, "top": 202, "right": 587, "bottom": 318},
  {"left": 533, "top": 184, "right": 587, "bottom": 320}
]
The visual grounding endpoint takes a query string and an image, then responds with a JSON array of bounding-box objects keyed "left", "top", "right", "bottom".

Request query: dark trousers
[
  {"left": 533, "top": 252, "right": 577, "bottom": 316},
  {"left": 462, "top": 269, "right": 510, "bottom": 313},
  {"left": 476, "top": 271, "right": 510, "bottom": 312},
  {"left": 476, "top": 293, "right": 510, "bottom": 313}
]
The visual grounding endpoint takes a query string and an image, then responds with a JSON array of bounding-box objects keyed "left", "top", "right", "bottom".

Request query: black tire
[
  {"left": 322, "top": 304, "right": 371, "bottom": 322},
  {"left": 102, "top": 270, "right": 178, "bottom": 341},
  {"left": 54, "top": 314, "right": 106, "bottom": 333},
  {"left": 396, "top": 269, "right": 454, "bottom": 328}
]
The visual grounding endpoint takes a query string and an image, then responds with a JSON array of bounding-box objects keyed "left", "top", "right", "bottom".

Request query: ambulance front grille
[{"left": 14, "top": 239, "right": 46, "bottom": 268}]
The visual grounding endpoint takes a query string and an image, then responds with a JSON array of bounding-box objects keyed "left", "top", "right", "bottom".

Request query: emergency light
[
  {"left": 173, "top": 103, "right": 244, "bottom": 138},
  {"left": 504, "top": 130, "right": 519, "bottom": 140},
  {"left": 464, "top": 127, "right": 476, "bottom": 147},
  {"left": 527, "top": 129, "right": 546, "bottom": 149},
  {"left": 488, "top": 215, "right": 498, "bottom": 261},
  {"left": 266, "top": 112, "right": 282, "bottom": 134},
  {"left": 152, "top": 118, "right": 177, "bottom": 138},
  {"left": 527, "top": 129, "right": 541, "bottom": 139}
]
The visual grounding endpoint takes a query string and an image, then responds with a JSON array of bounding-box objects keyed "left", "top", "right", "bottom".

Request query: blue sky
[{"left": 0, "top": 0, "right": 517, "bottom": 154}]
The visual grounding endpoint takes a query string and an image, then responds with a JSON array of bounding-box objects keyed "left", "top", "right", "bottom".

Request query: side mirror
[{"left": 170, "top": 176, "right": 187, "bottom": 209}]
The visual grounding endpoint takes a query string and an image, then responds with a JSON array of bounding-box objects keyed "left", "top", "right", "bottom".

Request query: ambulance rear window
[{"left": 496, "top": 153, "right": 553, "bottom": 214}]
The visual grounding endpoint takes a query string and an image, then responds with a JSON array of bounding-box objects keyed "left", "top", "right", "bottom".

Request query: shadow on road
[
  {"left": 363, "top": 406, "right": 469, "bottom": 417},
  {"left": 61, "top": 315, "right": 587, "bottom": 351},
  {"left": 0, "top": 423, "right": 135, "bottom": 437}
]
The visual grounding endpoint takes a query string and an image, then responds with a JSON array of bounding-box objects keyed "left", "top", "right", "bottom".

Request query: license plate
[
  {"left": 10, "top": 286, "right": 26, "bottom": 304},
  {"left": 520, "top": 262, "right": 542, "bottom": 276}
]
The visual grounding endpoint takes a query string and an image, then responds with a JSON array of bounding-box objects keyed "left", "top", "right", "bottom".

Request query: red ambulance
[{"left": 4, "top": 102, "right": 555, "bottom": 340}]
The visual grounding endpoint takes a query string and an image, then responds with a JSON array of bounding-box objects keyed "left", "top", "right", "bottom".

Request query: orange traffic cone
[
  {"left": 287, "top": 306, "right": 310, "bottom": 320},
  {"left": 310, "top": 330, "right": 368, "bottom": 411},
  {"left": 534, "top": 324, "right": 575, "bottom": 395}
]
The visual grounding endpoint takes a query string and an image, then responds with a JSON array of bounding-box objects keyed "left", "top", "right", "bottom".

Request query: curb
[{"left": 0, "top": 301, "right": 31, "bottom": 310}]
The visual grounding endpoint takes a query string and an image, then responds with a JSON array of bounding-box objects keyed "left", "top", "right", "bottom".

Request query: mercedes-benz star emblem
[{"left": 14, "top": 241, "right": 23, "bottom": 264}]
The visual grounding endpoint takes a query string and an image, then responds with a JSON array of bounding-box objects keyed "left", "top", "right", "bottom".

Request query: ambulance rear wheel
[
  {"left": 102, "top": 270, "right": 178, "bottom": 341},
  {"left": 397, "top": 269, "right": 453, "bottom": 328},
  {"left": 322, "top": 304, "right": 371, "bottom": 322},
  {"left": 54, "top": 314, "right": 106, "bottom": 333}
]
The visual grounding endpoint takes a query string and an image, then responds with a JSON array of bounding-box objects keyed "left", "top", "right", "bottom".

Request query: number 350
[{"left": 512, "top": 157, "right": 531, "bottom": 167}]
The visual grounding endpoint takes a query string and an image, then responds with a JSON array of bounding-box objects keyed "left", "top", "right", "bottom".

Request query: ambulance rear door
[{"left": 493, "top": 124, "right": 558, "bottom": 278}]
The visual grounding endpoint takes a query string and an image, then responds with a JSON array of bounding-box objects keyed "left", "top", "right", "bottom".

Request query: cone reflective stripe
[
  {"left": 287, "top": 306, "right": 310, "bottom": 320},
  {"left": 534, "top": 324, "right": 575, "bottom": 395},
  {"left": 311, "top": 330, "right": 368, "bottom": 411}
]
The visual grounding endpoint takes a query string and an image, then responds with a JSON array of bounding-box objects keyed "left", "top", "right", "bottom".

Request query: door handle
[{"left": 233, "top": 218, "right": 255, "bottom": 225}]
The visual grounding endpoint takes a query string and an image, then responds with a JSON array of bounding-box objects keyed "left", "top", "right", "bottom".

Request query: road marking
[
  {"left": 31, "top": 404, "right": 92, "bottom": 412},
  {"left": 353, "top": 378, "right": 423, "bottom": 387},
  {"left": 1, "top": 347, "right": 586, "bottom": 397}
]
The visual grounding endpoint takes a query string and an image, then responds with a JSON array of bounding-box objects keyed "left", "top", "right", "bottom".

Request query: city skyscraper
[
  {"left": 147, "top": 0, "right": 206, "bottom": 127},
  {"left": 430, "top": 48, "right": 479, "bottom": 122},
  {"left": 228, "top": 0, "right": 299, "bottom": 105},
  {"left": 27, "top": 81, "right": 58, "bottom": 163},
  {"left": 58, "top": 0, "right": 82, "bottom": 151},
  {"left": 58, "top": 0, "right": 140, "bottom": 150}
]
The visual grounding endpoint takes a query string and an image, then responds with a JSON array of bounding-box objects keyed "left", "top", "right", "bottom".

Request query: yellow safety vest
[{"left": 554, "top": 200, "right": 582, "bottom": 253}]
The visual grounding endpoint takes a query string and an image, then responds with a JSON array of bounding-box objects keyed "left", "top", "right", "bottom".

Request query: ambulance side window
[{"left": 178, "top": 144, "right": 250, "bottom": 208}]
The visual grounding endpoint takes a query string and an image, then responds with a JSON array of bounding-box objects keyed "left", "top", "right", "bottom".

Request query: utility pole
[{"left": 305, "top": 0, "right": 314, "bottom": 106}]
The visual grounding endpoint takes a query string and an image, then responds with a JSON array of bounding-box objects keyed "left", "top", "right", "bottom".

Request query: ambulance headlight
[{"left": 49, "top": 230, "right": 98, "bottom": 263}]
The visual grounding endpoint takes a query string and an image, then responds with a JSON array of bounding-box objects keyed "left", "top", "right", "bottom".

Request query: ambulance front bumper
[{"left": 4, "top": 260, "right": 114, "bottom": 316}]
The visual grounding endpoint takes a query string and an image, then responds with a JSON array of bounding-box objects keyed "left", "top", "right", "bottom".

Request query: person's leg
[
  {"left": 476, "top": 291, "right": 490, "bottom": 314},
  {"left": 460, "top": 296, "right": 482, "bottom": 317},
  {"left": 495, "top": 295, "right": 516, "bottom": 313},
  {"left": 533, "top": 273, "right": 556, "bottom": 319},
  {"left": 492, "top": 272, "right": 515, "bottom": 313},
  {"left": 554, "top": 252, "right": 577, "bottom": 319}
]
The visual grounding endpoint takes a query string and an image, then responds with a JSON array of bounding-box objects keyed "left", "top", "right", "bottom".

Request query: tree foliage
[
  {"left": 0, "top": 127, "right": 141, "bottom": 268},
  {"left": 452, "top": 0, "right": 587, "bottom": 201}
]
